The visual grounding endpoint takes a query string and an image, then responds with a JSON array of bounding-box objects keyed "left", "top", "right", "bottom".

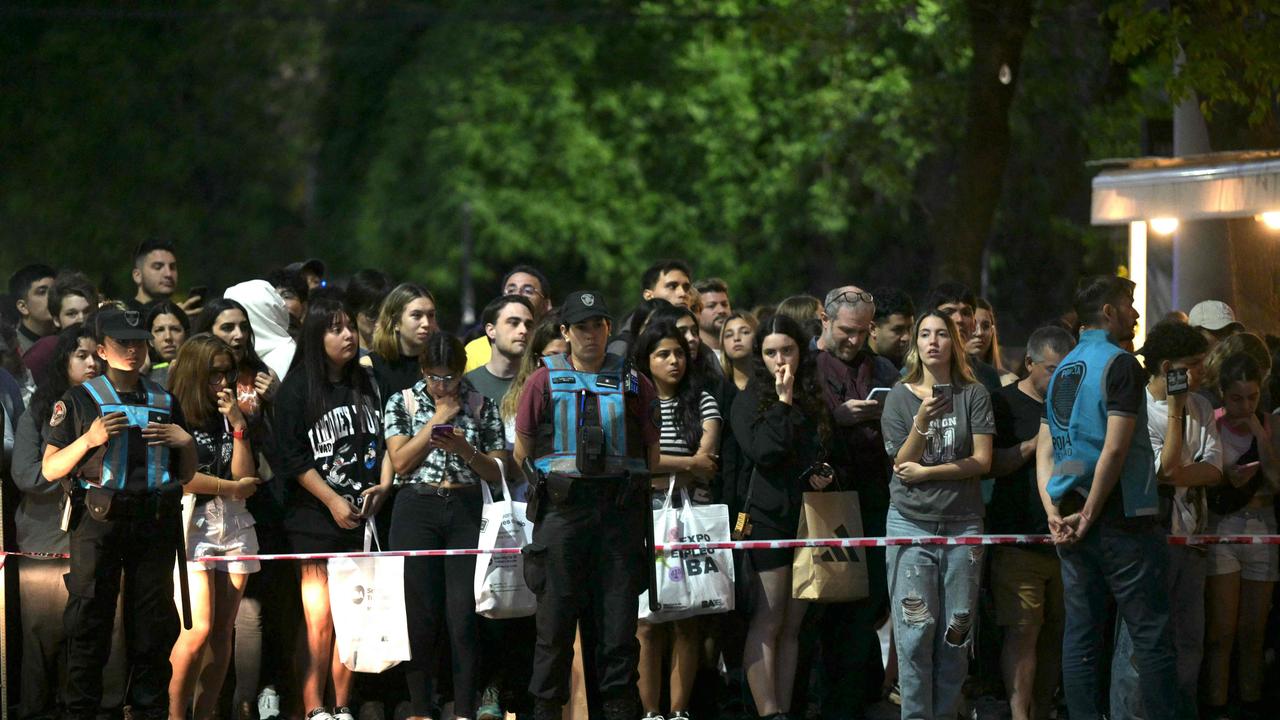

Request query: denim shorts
[
  {"left": 1207, "top": 505, "right": 1279, "bottom": 581},
  {"left": 187, "top": 496, "right": 260, "bottom": 574}
]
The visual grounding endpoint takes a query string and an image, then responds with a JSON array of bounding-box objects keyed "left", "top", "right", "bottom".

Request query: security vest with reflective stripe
[
  {"left": 78, "top": 375, "right": 174, "bottom": 491},
  {"left": 1045, "top": 328, "right": 1157, "bottom": 518},
  {"left": 532, "top": 352, "right": 649, "bottom": 478}
]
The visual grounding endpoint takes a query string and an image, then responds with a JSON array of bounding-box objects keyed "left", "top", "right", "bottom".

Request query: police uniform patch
[{"left": 49, "top": 400, "right": 67, "bottom": 427}]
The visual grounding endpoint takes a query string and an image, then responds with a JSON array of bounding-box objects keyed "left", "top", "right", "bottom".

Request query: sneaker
[
  {"left": 887, "top": 682, "right": 902, "bottom": 706},
  {"left": 305, "top": 710, "right": 335, "bottom": 720},
  {"left": 332, "top": 707, "right": 356, "bottom": 720},
  {"left": 258, "top": 688, "right": 281, "bottom": 720},
  {"left": 670, "top": 712, "right": 690, "bottom": 719},
  {"left": 477, "top": 686, "right": 503, "bottom": 720},
  {"left": 643, "top": 714, "right": 666, "bottom": 720}
]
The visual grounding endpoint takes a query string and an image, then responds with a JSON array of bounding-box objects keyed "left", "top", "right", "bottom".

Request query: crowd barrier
[{"left": 5, "top": 533, "right": 1280, "bottom": 566}]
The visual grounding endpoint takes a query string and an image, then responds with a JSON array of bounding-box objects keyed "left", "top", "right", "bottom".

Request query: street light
[
  {"left": 1149, "top": 217, "right": 1180, "bottom": 235},
  {"left": 1257, "top": 211, "right": 1280, "bottom": 230}
]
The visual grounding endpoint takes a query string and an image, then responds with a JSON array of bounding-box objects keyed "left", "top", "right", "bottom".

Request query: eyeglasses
[
  {"left": 505, "top": 284, "right": 543, "bottom": 299},
  {"left": 425, "top": 373, "right": 458, "bottom": 384},
  {"left": 832, "top": 290, "right": 875, "bottom": 305},
  {"left": 207, "top": 370, "right": 238, "bottom": 387}
]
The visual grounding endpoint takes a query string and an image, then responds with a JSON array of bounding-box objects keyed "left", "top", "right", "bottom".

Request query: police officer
[
  {"left": 42, "top": 307, "right": 196, "bottom": 720},
  {"left": 514, "top": 290, "right": 661, "bottom": 720}
]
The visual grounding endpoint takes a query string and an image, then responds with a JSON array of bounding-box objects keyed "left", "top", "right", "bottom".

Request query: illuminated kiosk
[{"left": 1091, "top": 150, "right": 1280, "bottom": 348}]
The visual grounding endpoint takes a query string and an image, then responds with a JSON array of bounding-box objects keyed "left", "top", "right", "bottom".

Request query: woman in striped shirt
[{"left": 632, "top": 320, "right": 722, "bottom": 720}]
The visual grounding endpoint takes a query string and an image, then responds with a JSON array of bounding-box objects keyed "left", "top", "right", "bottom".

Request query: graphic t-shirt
[
  {"left": 273, "top": 369, "right": 383, "bottom": 540},
  {"left": 881, "top": 381, "right": 994, "bottom": 521}
]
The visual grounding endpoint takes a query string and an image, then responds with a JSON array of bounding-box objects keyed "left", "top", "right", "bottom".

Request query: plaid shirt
[{"left": 383, "top": 378, "right": 504, "bottom": 486}]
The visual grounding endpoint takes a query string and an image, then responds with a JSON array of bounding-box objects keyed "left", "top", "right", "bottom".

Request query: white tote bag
[
  {"left": 328, "top": 518, "right": 411, "bottom": 672},
  {"left": 474, "top": 459, "right": 538, "bottom": 619},
  {"left": 638, "top": 480, "right": 736, "bottom": 623}
]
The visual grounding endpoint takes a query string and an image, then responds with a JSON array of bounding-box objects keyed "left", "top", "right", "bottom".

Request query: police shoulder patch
[{"left": 49, "top": 400, "right": 67, "bottom": 427}]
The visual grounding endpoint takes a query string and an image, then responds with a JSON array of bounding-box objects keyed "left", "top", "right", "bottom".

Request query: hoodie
[{"left": 225, "top": 279, "right": 297, "bottom": 381}]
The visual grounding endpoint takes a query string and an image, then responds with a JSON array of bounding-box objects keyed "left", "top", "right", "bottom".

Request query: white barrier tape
[{"left": 5, "top": 533, "right": 1280, "bottom": 564}]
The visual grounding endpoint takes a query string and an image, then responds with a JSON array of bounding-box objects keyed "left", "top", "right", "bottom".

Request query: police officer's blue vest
[
  {"left": 533, "top": 353, "right": 649, "bottom": 478},
  {"left": 1045, "top": 329, "right": 1157, "bottom": 518},
  {"left": 79, "top": 375, "right": 174, "bottom": 491}
]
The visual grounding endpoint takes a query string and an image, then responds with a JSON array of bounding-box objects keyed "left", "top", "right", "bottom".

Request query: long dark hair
[
  {"left": 195, "top": 297, "right": 268, "bottom": 374},
  {"left": 750, "top": 314, "right": 830, "bottom": 444},
  {"left": 31, "top": 324, "right": 99, "bottom": 428},
  {"left": 633, "top": 320, "right": 703, "bottom": 450},
  {"left": 645, "top": 303, "right": 718, "bottom": 393},
  {"left": 299, "top": 295, "right": 378, "bottom": 426}
]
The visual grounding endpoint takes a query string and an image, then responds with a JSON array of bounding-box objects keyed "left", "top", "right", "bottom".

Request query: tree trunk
[{"left": 933, "top": 0, "right": 1034, "bottom": 288}]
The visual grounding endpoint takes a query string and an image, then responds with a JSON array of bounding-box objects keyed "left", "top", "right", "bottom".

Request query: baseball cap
[
  {"left": 95, "top": 307, "right": 152, "bottom": 342},
  {"left": 1187, "top": 300, "right": 1243, "bottom": 332},
  {"left": 285, "top": 258, "right": 327, "bottom": 278},
  {"left": 559, "top": 291, "right": 612, "bottom": 326}
]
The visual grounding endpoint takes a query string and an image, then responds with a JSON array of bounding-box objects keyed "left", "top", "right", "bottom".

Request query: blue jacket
[{"left": 1045, "top": 329, "right": 1157, "bottom": 518}]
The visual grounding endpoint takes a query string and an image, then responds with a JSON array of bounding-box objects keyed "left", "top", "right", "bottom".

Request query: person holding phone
[
  {"left": 1202, "top": 352, "right": 1280, "bottom": 720},
  {"left": 812, "top": 285, "right": 898, "bottom": 719},
  {"left": 384, "top": 331, "right": 505, "bottom": 720},
  {"left": 1111, "top": 321, "right": 1220, "bottom": 718},
  {"left": 165, "top": 334, "right": 262, "bottom": 719},
  {"left": 272, "top": 297, "right": 391, "bottom": 720},
  {"left": 730, "top": 314, "right": 832, "bottom": 720},
  {"left": 879, "top": 309, "right": 994, "bottom": 720}
]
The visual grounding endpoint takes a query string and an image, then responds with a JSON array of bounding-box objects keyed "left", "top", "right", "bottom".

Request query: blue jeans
[
  {"left": 1110, "top": 545, "right": 1205, "bottom": 720},
  {"left": 1058, "top": 519, "right": 1189, "bottom": 720},
  {"left": 886, "top": 505, "right": 983, "bottom": 720}
]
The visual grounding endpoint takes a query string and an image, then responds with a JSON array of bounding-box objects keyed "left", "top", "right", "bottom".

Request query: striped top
[{"left": 658, "top": 391, "right": 722, "bottom": 456}]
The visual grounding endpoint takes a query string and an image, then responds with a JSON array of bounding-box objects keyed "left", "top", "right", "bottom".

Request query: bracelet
[
  {"left": 216, "top": 478, "right": 222, "bottom": 496},
  {"left": 912, "top": 421, "right": 929, "bottom": 437},
  {"left": 468, "top": 446, "right": 480, "bottom": 465},
  {"left": 231, "top": 427, "right": 246, "bottom": 440}
]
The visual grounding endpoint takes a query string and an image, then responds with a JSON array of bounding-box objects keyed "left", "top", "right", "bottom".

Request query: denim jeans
[
  {"left": 1058, "top": 519, "right": 1190, "bottom": 720},
  {"left": 1109, "top": 545, "right": 1205, "bottom": 720},
  {"left": 886, "top": 505, "right": 983, "bottom": 720}
]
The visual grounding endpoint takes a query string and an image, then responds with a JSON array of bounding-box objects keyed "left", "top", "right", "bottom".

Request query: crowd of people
[{"left": 2, "top": 241, "right": 1280, "bottom": 720}]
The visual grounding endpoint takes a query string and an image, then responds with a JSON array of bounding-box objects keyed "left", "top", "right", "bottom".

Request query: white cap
[{"left": 1187, "top": 300, "right": 1242, "bottom": 332}]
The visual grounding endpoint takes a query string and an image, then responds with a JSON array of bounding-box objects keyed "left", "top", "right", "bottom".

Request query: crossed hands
[{"left": 1047, "top": 507, "right": 1093, "bottom": 544}]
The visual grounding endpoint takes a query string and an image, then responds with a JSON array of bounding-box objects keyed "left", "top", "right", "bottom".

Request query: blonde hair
[
  {"left": 371, "top": 283, "right": 434, "bottom": 361},
  {"left": 1202, "top": 331, "right": 1271, "bottom": 391},
  {"left": 976, "top": 298, "right": 1009, "bottom": 374},
  {"left": 719, "top": 311, "right": 758, "bottom": 378},
  {"left": 901, "top": 310, "right": 976, "bottom": 386}
]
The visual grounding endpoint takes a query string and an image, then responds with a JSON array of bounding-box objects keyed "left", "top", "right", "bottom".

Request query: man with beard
[
  {"left": 694, "top": 278, "right": 732, "bottom": 364},
  {"left": 804, "top": 285, "right": 898, "bottom": 719},
  {"left": 868, "top": 287, "right": 914, "bottom": 370}
]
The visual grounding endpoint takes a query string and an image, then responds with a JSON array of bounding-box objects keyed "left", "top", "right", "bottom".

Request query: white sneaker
[
  {"left": 333, "top": 707, "right": 357, "bottom": 720},
  {"left": 306, "top": 709, "right": 336, "bottom": 720},
  {"left": 258, "top": 687, "right": 281, "bottom": 720}
]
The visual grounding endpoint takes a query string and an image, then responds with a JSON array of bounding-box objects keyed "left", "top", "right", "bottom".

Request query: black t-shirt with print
[{"left": 272, "top": 369, "right": 383, "bottom": 542}]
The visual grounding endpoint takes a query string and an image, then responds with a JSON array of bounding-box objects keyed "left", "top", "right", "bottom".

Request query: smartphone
[
  {"left": 932, "top": 383, "right": 954, "bottom": 406},
  {"left": 188, "top": 285, "right": 208, "bottom": 301},
  {"left": 867, "top": 387, "right": 892, "bottom": 404},
  {"left": 431, "top": 424, "right": 455, "bottom": 437},
  {"left": 1166, "top": 367, "right": 1189, "bottom": 395}
]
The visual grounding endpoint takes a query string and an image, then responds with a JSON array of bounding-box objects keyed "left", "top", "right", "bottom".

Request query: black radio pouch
[
  {"left": 576, "top": 390, "right": 607, "bottom": 475},
  {"left": 85, "top": 485, "right": 115, "bottom": 522}
]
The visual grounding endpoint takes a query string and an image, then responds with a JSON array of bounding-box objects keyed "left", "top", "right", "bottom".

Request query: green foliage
[
  {"left": 342, "top": 0, "right": 970, "bottom": 309},
  {"left": 1107, "top": 0, "right": 1280, "bottom": 126}
]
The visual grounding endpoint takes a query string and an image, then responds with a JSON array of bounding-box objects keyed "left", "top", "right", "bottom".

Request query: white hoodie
[{"left": 224, "top": 279, "right": 297, "bottom": 381}]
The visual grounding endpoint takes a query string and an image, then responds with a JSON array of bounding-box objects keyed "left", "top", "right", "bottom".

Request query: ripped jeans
[{"left": 886, "top": 505, "right": 983, "bottom": 720}]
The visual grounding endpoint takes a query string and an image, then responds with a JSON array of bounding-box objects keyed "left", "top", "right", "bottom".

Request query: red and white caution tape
[{"left": 6, "top": 533, "right": 1280, "bottom": 564}]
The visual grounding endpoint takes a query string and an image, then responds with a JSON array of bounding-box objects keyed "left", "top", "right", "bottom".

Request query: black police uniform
[
  {"left": 519, "top": 291, "right": 657, "bottom": 720},
  {"left": 46, "top": 362, "right": 188, "bottom": 719}
]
